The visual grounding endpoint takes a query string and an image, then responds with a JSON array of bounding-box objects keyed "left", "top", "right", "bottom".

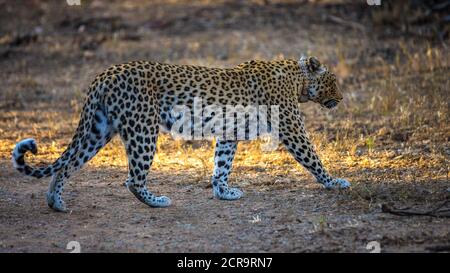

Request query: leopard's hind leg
[
  {"left": 47, "top": 107, "right": 115, "bottom": 212},
  {"left": 117, "top": 102, "right": 170, "bottom": 208}
]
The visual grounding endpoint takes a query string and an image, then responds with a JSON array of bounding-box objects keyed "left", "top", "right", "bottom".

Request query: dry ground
[{"left": 0, "top": 0, "right": 449, "bottom": 252}]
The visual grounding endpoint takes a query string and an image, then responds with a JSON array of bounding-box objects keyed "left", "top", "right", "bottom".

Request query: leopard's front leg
[
  {"left": 279, "top": 112, "right": 350, "bottom": 189},
  {"left": 211, "top": 140, "right": 243, "bottom": 200}
]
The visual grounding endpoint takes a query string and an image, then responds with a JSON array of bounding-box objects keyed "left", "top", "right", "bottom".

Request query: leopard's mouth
[{"left": 323, "top": 99, "right": 338, "bottom": 109}]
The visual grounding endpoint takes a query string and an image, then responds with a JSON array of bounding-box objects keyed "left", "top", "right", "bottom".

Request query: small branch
[{"left": 381, "top": 200, "right": 450, "bottom": 218}]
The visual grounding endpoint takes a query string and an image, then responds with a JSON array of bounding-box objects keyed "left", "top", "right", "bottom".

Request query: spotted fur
[{"left": 12, "top": 56, "right": 350, "bottom": 212}]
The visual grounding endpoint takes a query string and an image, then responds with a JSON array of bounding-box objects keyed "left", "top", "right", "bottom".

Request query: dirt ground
[{"left": 0, "top": 0, "right": 449, "bottom": 252}]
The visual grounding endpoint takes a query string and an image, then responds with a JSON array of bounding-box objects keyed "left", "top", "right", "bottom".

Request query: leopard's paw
[
  {"left": 46, "top": 191, "right": 68, "bottom": 212},
  {"left": 324, "top": 178, "right": 351, "bottom": 189},
  {"left": 151, "top": 195, "right": 171, "bottom": 207},
  {"left": 214, "top": 186, "right": 243, "bottom": 200}
]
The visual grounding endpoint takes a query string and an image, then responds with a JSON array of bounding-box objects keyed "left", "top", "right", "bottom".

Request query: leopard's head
[{"left": 298, "top": 56, "right": 343, "bottom": 109}]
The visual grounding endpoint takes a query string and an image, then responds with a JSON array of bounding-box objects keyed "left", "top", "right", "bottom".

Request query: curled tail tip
[
  {"left": 12, "top": 138, "right": 38, "bottom": 170},
  {"left": 15, "top": 138, "right": 38, "bottom": 154}
]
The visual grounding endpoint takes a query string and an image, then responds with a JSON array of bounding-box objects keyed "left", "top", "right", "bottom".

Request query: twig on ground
[{"left": 381, "top": 199, "right": 450, "bottom": 218}]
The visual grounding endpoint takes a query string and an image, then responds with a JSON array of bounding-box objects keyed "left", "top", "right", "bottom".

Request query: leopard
[{"left": 12, "top": 56, "right": 350, "bottom": 212}]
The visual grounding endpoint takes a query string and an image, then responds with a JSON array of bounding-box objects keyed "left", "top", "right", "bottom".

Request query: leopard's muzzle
[{"left": 324, "top": 99, "right": 338, "bottom": 109}]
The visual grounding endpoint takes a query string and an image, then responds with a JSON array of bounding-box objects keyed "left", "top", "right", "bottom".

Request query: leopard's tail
[{"left": 12, "top": 84, "right": 114, "bottom": 178}]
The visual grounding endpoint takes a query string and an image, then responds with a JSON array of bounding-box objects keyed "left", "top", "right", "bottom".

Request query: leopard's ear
[{"left": 308, "top": 56, "right": 321, "bottom": 72}]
